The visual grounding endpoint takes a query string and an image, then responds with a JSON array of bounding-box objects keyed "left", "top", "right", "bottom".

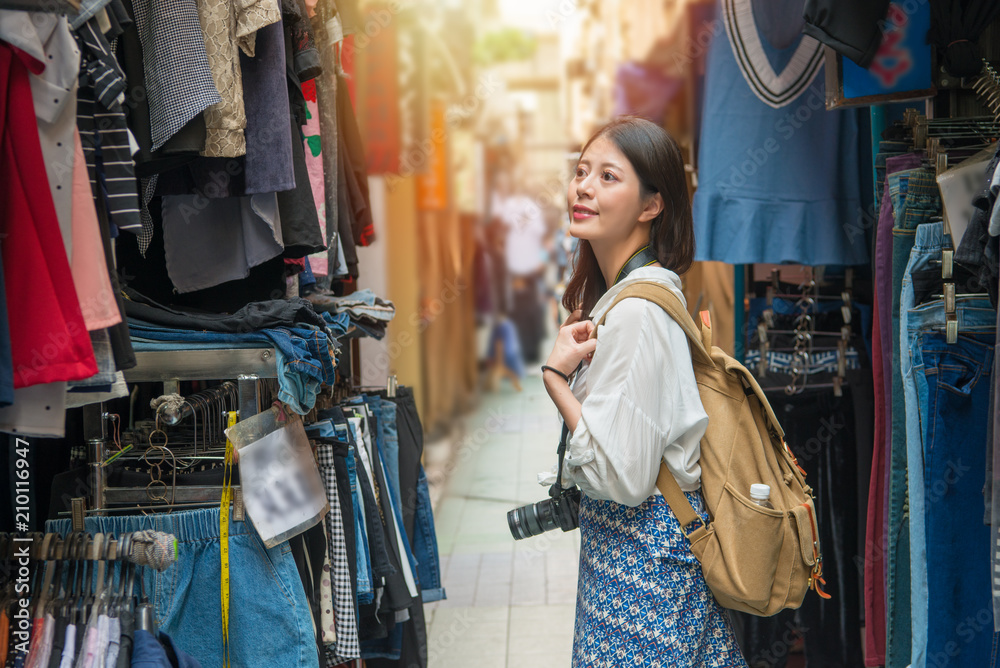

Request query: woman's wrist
[{"left": 540, "top": 365, "right": 571, "bottom": 383}]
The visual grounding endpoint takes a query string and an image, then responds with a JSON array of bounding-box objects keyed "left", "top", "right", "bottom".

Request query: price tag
[{"left": 236, "top": 415, "right": 329, "bottom": 548}]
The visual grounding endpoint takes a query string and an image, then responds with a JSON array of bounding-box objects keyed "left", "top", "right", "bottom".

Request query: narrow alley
[{"left": 425, "top": 374, "right": 580, "bottom": 667}]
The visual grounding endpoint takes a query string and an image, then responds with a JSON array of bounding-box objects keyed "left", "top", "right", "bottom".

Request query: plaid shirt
[
  {"left": 126, "top": 0, "right": 219, "bottom": 152},
  {"left": 317, "top": 441, "right": 361, "bottom": 661}
]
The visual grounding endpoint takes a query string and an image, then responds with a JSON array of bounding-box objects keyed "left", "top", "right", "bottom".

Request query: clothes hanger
[{"left": 134, "top": 562, "right": 154, "bottom": 634}]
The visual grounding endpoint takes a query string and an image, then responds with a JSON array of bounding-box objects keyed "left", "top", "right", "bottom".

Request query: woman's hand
[{"left": 544, "top": 309, "right": 598, "bottom": 378}]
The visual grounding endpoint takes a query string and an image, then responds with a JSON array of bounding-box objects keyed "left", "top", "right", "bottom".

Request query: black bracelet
[{"left": 540, "top": 365, "right": 571, "bottom": 383}]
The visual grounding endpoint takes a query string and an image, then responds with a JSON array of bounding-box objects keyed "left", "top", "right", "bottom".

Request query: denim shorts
[{"left": 48, "top": 507, "right": 319, "bottom": 668}]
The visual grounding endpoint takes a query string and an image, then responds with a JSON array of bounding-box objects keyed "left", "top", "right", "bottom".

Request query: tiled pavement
[{"left": 424, "top": 373, "right": 579, "bottom": 666}]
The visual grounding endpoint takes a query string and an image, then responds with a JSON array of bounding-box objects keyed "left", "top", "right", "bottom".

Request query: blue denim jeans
[
  {"left": 307, "top": 418, "right": 374, "bottom": 605},
  {"left": 919, "top": 330, "right": 998, "bottom": 668},
  {"left": 903, "top": 242, "right": 998, "bottom": 667},
  {"left": 47, "top": 508, "right": 319, "bottom": 668},
  {"left": 887, "top": 168, "right": 941, "bottom": 665},
  {"left": 346, "top": 443, "right": 375, "bottom": 605},
  {"left": 350, "top": 397, "right": 420, "bottom": 589},
  {"left": 411, "top": 467, "right": 445, "bottom": 602},
  {"left": 900, "top": 221, "right": 942, "bottom": 667},
  {"left": 320, "top": 311, "right": 351, "bottom": 337},
  {"left": 366, "top": 396, "right": 401, "bottom": 513},
  {"left": 128, "top": 321, "right": 336, "bottom": 414}
]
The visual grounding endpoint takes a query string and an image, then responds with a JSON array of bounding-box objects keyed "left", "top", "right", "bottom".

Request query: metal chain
[{"left": 785, "top": 279, "right": 816, "bottom": 395}]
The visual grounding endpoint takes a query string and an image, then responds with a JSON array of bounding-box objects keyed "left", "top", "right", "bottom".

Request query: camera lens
[{"left": 507, "top": 499, "right": 557, "bottom": 540}]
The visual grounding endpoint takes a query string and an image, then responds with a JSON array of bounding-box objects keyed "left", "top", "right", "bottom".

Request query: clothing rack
[
  {"left": 973, "top": 60, "right": 1000, "bottom": 123},
  {"left": 901, "top": 110, "right": 995, "bottom": 342},
  {"left": 70, "top": 348, "right": 278, "bottom": 527},
  {"left": 754, "top": 268, "right": 854, "bottom": 395}
]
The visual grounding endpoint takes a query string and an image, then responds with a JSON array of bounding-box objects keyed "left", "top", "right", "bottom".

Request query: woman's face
[{"left": 566, "top": 136, "right": 650, "bottom": 244}]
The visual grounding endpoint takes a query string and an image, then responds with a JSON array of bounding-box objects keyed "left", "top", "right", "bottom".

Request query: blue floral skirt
[{"left": 572, "top": 490, "right": 747, "bottom": 667}]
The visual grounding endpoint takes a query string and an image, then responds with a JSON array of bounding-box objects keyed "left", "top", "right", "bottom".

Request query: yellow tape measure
[{"left": 221, "top": 412, "right": 237, "bottom": 668}]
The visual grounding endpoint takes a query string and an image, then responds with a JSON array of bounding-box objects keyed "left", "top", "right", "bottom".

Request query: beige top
[{"left": 197, "top": 0, "right": 281, "bottom": 157}]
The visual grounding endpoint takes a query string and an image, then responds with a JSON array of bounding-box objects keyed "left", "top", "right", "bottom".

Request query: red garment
[
  {"left": 0, "top": 43, "right": 97, "bottom": 388},
  {"left": 865, "top": 288, "right": 887, "bottom": 665}
]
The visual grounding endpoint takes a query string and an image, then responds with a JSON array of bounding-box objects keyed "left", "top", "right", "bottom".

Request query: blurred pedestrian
[{"left": 493, "top": 171, "right": 548, "bottom": 364}]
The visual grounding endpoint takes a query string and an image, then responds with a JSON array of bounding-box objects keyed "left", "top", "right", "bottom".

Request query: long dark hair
[{"left": 562, "top": 117, "right": 695, "bottom": 315}]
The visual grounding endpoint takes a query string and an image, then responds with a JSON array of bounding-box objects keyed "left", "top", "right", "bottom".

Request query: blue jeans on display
[
  {"left": 320, "top": 311, "right": 352, "bottom": 337},
  {"left": 361, "top": 422, "right": 419, "bottom": 661},
  {"left": 411, "top": 467, "right": 445, "bottom": 602},
  {"left": 887, "top": 167, "right": 940, "bottom": 666},
  {"left": 306, "top": 418, "right": 374, "bottom": 604},
  {"left": 352, "top": 397, "right": 420, "bottom": 586},
  {"left": 919, "top": 330, "right": 998, "bottom": 668},
  {"left": 47, "top": 508, "right": 319, "bottom": 668},
  {"left": 901, "top": 222, "right": 999, "bottom": 666},
  {"left": 128, "top": 321, "right": 336, "bottom": 414},
  {"left": 346, "top": 445, "right": 375, "bottom": 605},
  {"left": 345, "top": 419, "right": 397, "bottom": 583},
  {"left": 367, "top": 396, "right": 402, "bottom": 513}
]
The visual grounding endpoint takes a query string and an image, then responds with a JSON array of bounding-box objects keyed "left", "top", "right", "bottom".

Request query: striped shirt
[{"left": 74, "top": 18, "right": 141, "bottom": 232}]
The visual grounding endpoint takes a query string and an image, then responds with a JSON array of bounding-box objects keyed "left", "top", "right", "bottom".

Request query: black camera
[
  {"left": 507, "top": 485, "right": 581, "bottom": 540},
  {"left": 507, "top": 423, "right": 581, "bottom": 540}
]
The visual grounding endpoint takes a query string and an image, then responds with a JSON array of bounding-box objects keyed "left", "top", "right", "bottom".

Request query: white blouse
[{"left": 547, "top": 267, "right": 708, "bottom": 507}]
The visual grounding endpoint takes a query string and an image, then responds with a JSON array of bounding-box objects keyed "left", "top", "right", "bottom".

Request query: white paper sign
[
  {"left": 235, "top": 416, "right": 329, "bottom": 548},
  {"left": 937, "top": 146, "right": 995, "bottom": 247}
]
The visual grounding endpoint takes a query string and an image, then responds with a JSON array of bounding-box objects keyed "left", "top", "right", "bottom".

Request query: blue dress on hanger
[{"left": 692, "top": 0, "right": 868, "bottom": 266}]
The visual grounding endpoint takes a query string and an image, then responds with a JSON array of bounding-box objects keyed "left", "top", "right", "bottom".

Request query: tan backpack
[{"left": 594, "top": 281, "right": 829, "bottom": 616}]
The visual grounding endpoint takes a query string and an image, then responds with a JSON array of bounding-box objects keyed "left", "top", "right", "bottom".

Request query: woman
[{"left": 542, "top": 117, "right": 746, "bottom": 667}]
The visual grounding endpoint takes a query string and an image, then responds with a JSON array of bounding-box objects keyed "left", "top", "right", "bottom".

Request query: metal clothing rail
[{"left": 72, "top": 346, "right": 281, "bottom": 528}]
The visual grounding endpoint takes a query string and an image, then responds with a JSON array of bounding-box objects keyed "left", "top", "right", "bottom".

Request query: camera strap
[
  {"left": 613, "top": 245, "right": 658, "bottom": 286},
  {"left": 551, "top": 423, "right": 571, "bottom": 497}
]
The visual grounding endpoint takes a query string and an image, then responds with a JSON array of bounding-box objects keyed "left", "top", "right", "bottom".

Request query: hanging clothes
[
  {"left": 274, "top": 20, "right": 326, "bottom": 259},
  {"left": 802, "top": 0, "right": 890, "bottom": 68},
  {"left": 73, "top": 15, "right": 142, "bottom": 234},
  {"left": 194, "top": 0, "right": 280, "bottom": 158},
  {"left": 692, "top": 0, "right": 868, "bottom": 267},
  {"left": 5, "top": 10, "right": 80, "bottom": 259},
  {"left": 928, "top": 0, "right": 1000, "bottom": 78},
  {"left": 0, "top": 38, "right": 97, "bottom": 389},
  {"left": 240, "top": 19, "right": 295, "bottom": 195},
  {"left": 69, "top": 127, "right": 121, "bottom": 332},
  {"left": 302, "top": 79, "right": 328, "bottom": 276},
  {"left": 159, "top": 193, "right": 285, "bottom": 293},
  {"left": 282, "top": 0, "right": 321, "bottom": 82},
  {"left": 123, "top": 0, "right": 219, "bottom": 155}
]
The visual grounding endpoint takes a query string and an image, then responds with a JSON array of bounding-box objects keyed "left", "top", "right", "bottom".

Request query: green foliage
[{"left": 473, "top": 28, "right": 538, "bottom": 66}]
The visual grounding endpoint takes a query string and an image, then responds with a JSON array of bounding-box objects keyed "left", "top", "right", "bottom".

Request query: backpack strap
[
  {"left": 591, "top": 281, "right": 715, "bottom": 368},
  {"left": 656, "top": 461, "right": 710, "bottom": 541}
]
